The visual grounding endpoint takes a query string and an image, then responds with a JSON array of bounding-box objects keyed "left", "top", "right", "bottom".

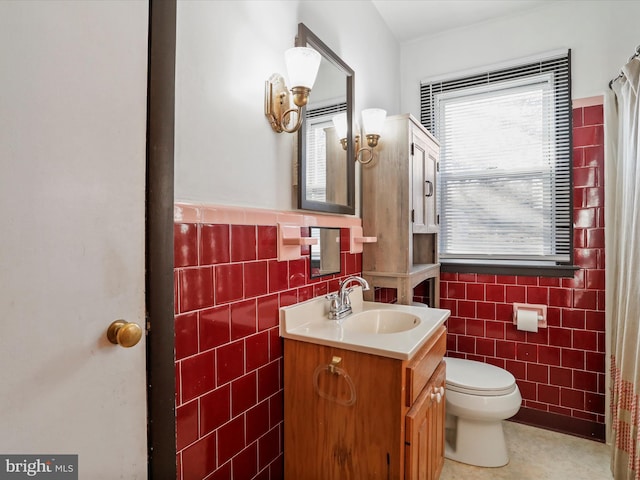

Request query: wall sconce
[
  {"left": 332, "top": 108, "right": 387, "bottom": 164},
  {"left": 265, "top": 47, "right": 322, "bottom": 134}
]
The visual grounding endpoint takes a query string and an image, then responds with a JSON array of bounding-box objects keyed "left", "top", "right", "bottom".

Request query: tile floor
[{"left": 441, "top": 421, "right": 612, "bottom": 480}]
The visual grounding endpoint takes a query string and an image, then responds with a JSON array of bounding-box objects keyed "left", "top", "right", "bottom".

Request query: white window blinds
[{"left": 421, "top": 51, "right": 572, "bottom": 265}]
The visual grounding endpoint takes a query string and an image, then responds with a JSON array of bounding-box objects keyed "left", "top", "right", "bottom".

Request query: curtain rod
[{"left": 609, "top": 45, "right": 640, "bottom": 89}]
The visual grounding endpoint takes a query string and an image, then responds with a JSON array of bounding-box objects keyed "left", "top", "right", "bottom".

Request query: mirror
[
  {"left": 296, "top": 23, "right": 355, "bottom": 215},
  {"left": 310, "top": 227, "right": 341, "bottom": 278}
]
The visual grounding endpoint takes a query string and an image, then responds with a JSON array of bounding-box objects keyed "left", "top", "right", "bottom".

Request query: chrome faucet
[{"left": 326, "top": 276, "right": 370, "bottom": 320}]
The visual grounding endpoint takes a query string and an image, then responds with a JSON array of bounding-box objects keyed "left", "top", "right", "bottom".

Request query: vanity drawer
[{"left": 405, "top": 326, "right": 446, "bottom": 406}]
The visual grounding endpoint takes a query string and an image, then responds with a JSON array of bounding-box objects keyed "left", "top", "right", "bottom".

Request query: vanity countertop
[{"left": 279, "top": 287, "right": 450, "bottom": 360}]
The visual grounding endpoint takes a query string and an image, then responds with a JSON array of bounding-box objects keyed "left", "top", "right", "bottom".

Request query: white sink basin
[
  {"left": 279, "top": 287, "right": 450, "bottom": 359},
  {"left": 341, "top": 309, "right": 421, "bottom": 334}
]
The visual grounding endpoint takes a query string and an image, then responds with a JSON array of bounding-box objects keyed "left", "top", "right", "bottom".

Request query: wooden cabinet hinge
[
  {"left": 411, "top": 209, "right": 415, "bottom": 223},
  {"left": 411, "top": 143, "right": 415, "bottom": 156},
  {"left": 437, "top": 214, "right": 440, "bottom": 224}
]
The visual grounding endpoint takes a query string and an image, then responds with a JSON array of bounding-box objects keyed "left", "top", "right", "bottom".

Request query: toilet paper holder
[{"left": 512, "top": 303, "right": 547, "bottom": 329}]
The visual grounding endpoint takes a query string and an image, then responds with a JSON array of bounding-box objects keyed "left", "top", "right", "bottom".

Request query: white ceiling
[{"left": 371, "top": 0, "right": 553, "bottom": 43}]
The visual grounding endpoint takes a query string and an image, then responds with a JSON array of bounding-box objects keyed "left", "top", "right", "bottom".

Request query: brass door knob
[{"left": 107, "top": 320, "right": 143, "bottom": 348}]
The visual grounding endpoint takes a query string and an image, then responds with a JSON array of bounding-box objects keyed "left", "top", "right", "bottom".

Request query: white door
[{"left": 0, "top": 2, "right": 149, "bottom": 478}]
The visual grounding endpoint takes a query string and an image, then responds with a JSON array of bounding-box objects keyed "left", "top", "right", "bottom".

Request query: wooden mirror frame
[{"left": 296, "top": 23, "right": 355, "bottom": 215}]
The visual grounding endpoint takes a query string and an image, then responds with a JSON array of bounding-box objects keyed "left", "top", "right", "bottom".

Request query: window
[
  {"left": 305, "top": 102, "right": 347, "bottom": 202},
  {"left": 421, "top": 51, "right": 573, "bottom": 274}
]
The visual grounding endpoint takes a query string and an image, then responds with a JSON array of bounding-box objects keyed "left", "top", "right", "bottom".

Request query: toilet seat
[{"left": 444, "top": 357, "right": 516, "bottom": 397}]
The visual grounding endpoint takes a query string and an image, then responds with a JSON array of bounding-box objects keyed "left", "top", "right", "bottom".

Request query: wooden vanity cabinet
[
  {"left": 362, "top": 113, "right": 441, "bottom": 307},
  {"left": 283, "top": 326, "right": 446, "bottom": 480}
]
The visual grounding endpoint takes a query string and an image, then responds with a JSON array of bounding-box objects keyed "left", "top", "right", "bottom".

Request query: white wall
[
  {"left": 174, "top": 0, "right": 399, "bottom": 211},
  {"left": 400, "top": 0, "right": 640, "bottom": 118},
  {"left": 176, "top": 0, "right": 640, "bottom": 211}
]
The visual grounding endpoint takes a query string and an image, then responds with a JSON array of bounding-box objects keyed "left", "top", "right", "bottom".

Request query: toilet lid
[{"left": 444, "top": 357, "right": 517, "bottom": 396}]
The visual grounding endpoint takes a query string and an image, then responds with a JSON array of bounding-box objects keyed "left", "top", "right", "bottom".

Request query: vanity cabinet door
[
  {"left": 405, "top": 361, "right": 446, "bottom": 480},
  {"left": 429, "top": 362, "right": 446, "bottom": 479}
]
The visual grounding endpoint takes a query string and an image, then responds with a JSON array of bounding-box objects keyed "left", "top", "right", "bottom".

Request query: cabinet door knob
[
  {"left": 430, "top": 386, "right": 445, "bottom": 403},
  {"left": 425, "top": 180, "right": 434, "bottom": 197}
]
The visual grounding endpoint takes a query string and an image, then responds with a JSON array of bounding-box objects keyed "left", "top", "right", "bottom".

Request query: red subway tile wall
[
  {"left": 373, "top": 280, "right": 432, "bottom": 305},
  {"left": 443, "top": 104, "right": 606, "bottom": 425},
  {"left": 174, "top": 221, "right": 361, "bottom": 480}
]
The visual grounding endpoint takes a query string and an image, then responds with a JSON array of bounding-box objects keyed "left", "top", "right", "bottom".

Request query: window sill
[{"left": 441, "top": 262, "right": 579, "bottom": 278}]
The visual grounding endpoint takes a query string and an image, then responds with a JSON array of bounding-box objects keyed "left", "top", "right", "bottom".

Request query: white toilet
[{"left": 443, "top": 357, "right": 522, "bottom": 467}]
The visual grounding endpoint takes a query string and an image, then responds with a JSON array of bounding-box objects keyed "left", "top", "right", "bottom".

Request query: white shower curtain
[{"left": 606, "top": 54, "right": 640, "bottom": 479}]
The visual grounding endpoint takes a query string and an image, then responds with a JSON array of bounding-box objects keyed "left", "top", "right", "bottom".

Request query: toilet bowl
[{"left": 443, "top": 357, "right": 522, "bottom": 468}]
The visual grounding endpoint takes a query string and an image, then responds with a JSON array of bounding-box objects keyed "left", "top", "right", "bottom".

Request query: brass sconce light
[
  {"left": 332, "top": 108, "right": 387, "bottom": 164},
  {"left": 265, "top": 47, "right": 322, "bottom": 134}
]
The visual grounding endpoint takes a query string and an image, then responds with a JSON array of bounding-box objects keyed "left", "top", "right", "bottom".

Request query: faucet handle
[
  {"left": 341, "top": 287, "right": 354, "bottom": 305},
  {"left": 325, "top": 293, "right": 340, "bottom": 312}
]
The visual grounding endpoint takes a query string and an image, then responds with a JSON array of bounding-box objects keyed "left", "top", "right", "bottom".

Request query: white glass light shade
[
  {"left": 285, "top": 47, "right": 322, "bottom": 89},
  {"left": 332, "top": 113, "right": 348, "bottom": 140},
  {"left": 362, "top": 108, "right": 387, "bottom": 136}
]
